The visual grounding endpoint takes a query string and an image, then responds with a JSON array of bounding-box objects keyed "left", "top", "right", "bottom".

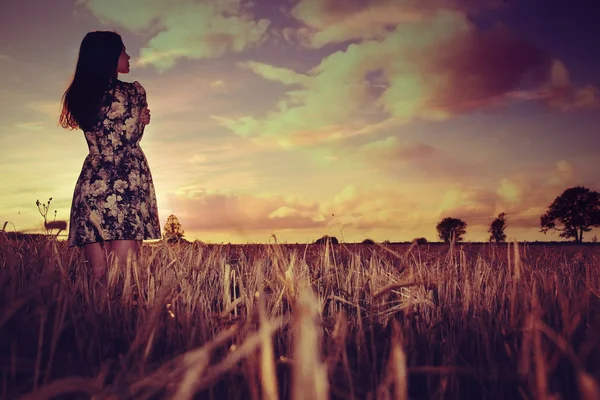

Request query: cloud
[
  {"left": 290, "top": 0, "right": 426, "bottom": 48},
  {"left": 360, "top": 136, "right": 440, "bottom": 161},
  {"left": 141, "top": 130, "right": 269, "bottom": 201},
  {"left": 162, "top": 189, "right": 326, "bottom": 234},
  {"left": 540, "top": 60, "right": 600, "bottom": 111},
  {"left": 319, "top": 184, "right": 432, "bottom": 231},
  {"left": 419, "top": 24, "right": 550, "bottom": 115},
  {"left": 26, "top": 101, "right": 61, "bottom": 119},
  {"left": 0, "top": 54, "right": 11, "bottom": 61},
  {"left": 436, "top": 186, "right": 499, "bottom": 224},
  {"left": 215, "top": 4, "right": 593, "bottom": 148},
  {"left": 212, "top": 48, "right": 390, "bottom": 146},
  {"left": 79, "top": 0, "right": 271, "bottom": 71},
  {"left": 356, "top": 136, "right": 480, "bottom": 182},
  {"left": 355, "top": 154, "right": 585, "bottom": 234},
  {"left": 289, "top": 0, "right": 506, "bottom": 48},
  {"left": 239, "top": 61, "right": 311, "bottom": 86},
  {"left": 161, "top": 181, "right": 443, "bottom": 242},
  {"left": 438, "top": 160, "right": 583, "bottom": 231},
  {"left": 138, "top": 71, "right": 239, "bottom": 120},
  {"left": 14, "top": 121, "right": 46, "bottom": 131}
]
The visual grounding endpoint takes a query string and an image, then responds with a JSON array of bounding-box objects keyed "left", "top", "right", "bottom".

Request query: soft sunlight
[
  {"left": 2, "top": 2, "right": 600, "bottom": 400},
  {"left": 1, "top": 0, "right": 599, "bottom": 244}
]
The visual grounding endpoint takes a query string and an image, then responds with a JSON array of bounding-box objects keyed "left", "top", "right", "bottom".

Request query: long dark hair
[{"left": 59, "top": 31, "right": 123, "bottom": 131}]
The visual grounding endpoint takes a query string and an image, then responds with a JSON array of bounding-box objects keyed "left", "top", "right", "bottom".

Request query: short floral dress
[{"left": 68, "top": 79, "right": 161, "bottom": 247}]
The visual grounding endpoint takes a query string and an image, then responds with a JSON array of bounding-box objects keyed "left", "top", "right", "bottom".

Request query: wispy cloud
[
  {"left": 162, "top": 190, "right": 325, "bottom": 234},
  {"left": 214, "top": 6, "right": 589, "bottom": 149},
  {"left": 210, "top": 0, "right": 599, "bottom": 152},
  {"left": 26, "top": 101, "right": 61, "bottom": 119},
  {"left": 14, "top": 121, "right": 46, "bottom": 131},
  {"left": 356, "top": 136, "right": 479, "bottom": 181},
  {"left": 540, "top": 60, "right": 600, "bottom": 111},
  {"left": 289, "top": 0, "right": 506, "bottom": 48},
  {"left": 79, "top": 0, "right": 271, "bottom": 71},
  {"left": 439, "top": 160, "right": 581, "bottom": 231}
]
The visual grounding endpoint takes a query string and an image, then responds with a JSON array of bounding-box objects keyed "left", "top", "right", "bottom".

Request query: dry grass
[{"left": 1, "top": 233, "right": 600, "bottom": 399}]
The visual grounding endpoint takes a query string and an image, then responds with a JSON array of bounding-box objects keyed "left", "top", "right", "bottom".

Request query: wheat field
[{"left": 1, "top": 233, "right": 600, "bottom": 399}]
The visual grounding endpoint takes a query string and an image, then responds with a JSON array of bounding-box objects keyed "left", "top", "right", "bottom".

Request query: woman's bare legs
[
  {"left": 106, "top": 239, "right": 141, "bottom": 268},
  {"left": 84, "top": 242, "right": 109, "bottom": 282},
  {"left": 82, "top": 240, "right": 141, "bottom": 289},
  {"left": 84, "top": 242, "right": 109, "bottom": 305},
  {"left": 84, "top": 240, "right": 140, "bottom": 308}
]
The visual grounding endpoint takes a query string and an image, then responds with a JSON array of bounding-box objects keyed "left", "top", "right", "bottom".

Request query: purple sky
[{"left": 1, "top": 0, "right": 599, "bottom": 243}]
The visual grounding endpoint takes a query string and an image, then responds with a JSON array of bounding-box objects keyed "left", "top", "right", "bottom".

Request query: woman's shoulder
[{"left": 115, "top": 79, "right": 145, "bottom": 93}]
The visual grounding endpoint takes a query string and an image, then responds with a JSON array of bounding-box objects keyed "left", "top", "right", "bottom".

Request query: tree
[
  {"left": 164, "top": 214, "right": 185, "bottom": 243},
  {"left": 315, "top": 235, "right": 338, "bottom": 245},
  {"left": 436, "top": 217, "right": 467, "bottom": 243},
  {"left": 489, "top": 212, "right": 507, "bottom": 243},
  {"left": 412, "top": 237, "right": 428, "bottom": 245},
  {"left": 540, "top": 186, "right": 600, "bottom": 243}
]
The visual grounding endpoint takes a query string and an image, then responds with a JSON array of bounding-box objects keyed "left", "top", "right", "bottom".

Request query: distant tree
[
  {"left": 489, "top": 212, "right": 507, "bottom": 243},
  {"left": 412, "top": 237, "right": 428, "bottom": 245},
  {"left": 315, "top": 235, "right": 338, "bottom": 245},
  {"left": 362, "top": 238, "right": 375, "bottom": 244},
  {"left": 164, "top": 214, "right": 185, "bottom": 243},
  {"left": 436, "top": 217, "right": 467, "bottom": 243},
  {"left": 540, "top": 186, "right": 600, "bottom": 243}
]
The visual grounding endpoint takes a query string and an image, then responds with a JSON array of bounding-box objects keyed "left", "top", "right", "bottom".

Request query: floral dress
[{"left": 68, "top": 79, "right": 161, "bottom": 247}]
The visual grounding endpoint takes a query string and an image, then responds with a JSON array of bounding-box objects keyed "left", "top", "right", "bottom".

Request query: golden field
[{"left": 1, "top": 233, "right": 600, "bottom": 399}]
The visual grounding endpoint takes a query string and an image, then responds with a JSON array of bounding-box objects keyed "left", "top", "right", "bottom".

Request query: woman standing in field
[{"left": 59, "top": 31, "right": 161, "bottom": 290}]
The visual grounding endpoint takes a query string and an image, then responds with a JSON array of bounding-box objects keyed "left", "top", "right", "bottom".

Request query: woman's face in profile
[{"left": 117, "top": 45, "right": 130, "bottom": 74}]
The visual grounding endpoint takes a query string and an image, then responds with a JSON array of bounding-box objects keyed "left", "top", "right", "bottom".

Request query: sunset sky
[{"left": 1, "top": 0, "right": 599, "bottom": 244}]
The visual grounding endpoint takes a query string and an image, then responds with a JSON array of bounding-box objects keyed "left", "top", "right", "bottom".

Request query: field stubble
[{"left": 1, "top": 234, "right": 600, "bottom": 399}]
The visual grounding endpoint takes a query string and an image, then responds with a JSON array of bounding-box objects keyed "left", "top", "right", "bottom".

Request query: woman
[{"left": 59, "top": 31, "right": 161, "bottom": 287}]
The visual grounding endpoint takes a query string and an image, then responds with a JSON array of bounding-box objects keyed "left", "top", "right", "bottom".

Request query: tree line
[
  {"left": 435, "top": 186, "right": 600, "bottom": 243},
  {"left": 162, "top": 186, "right": 600, "bottom": 245}
]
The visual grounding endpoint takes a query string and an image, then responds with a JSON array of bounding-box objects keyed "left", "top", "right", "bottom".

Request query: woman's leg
[
  {"left": 83, "top": 242, "right": 108, "bottom": 281},
  {"left": 84, "top": 242, "right": 109, "bottom": 307},
  {"left": 106, "top": 239, "right": 142, "bottom": 268}
]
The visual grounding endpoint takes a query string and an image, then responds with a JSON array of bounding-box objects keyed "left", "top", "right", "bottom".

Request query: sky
[{"left": 1, "top": 0, "right": 599, "bottom": 244}]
